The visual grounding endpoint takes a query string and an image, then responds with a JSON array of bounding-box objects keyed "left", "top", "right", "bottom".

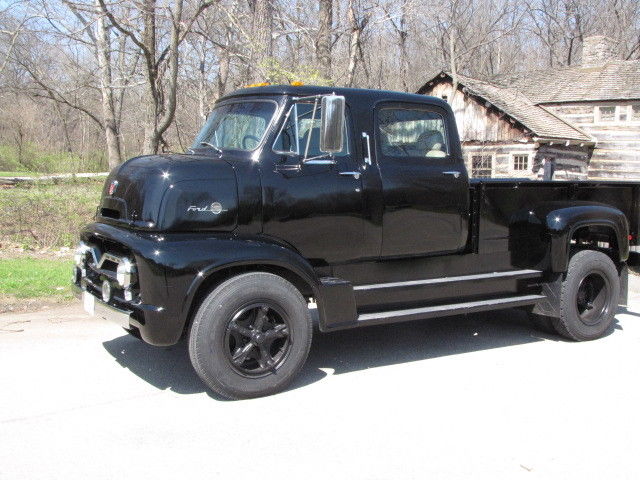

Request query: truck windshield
[{"left": 192, "top": 101, "right": 277, "bottom": 152}]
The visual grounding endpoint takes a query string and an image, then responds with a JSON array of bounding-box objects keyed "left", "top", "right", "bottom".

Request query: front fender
[
  {"left": 158, "top": 234, "right": 321, "bottom": 331},
  {"left": 527, "top": 202, "right": 629, "bottom": 272}
]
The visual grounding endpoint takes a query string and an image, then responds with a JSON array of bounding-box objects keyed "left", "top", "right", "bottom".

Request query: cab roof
[{"left": 218, "top": 84, "right": 448, "bottom": 108}]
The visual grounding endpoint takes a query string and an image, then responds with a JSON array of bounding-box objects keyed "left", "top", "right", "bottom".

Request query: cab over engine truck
[{"left": 73, "top": 85, "right": 640, "bottom": 399}]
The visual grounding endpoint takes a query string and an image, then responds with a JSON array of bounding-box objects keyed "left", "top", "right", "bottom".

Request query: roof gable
[{"left": 418, "top": 72, "right": 592, "bottom": 142}]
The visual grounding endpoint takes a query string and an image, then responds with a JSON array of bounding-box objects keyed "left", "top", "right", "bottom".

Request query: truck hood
[{"left": 98, "top": 153, "right": 238, "bottom": 232}]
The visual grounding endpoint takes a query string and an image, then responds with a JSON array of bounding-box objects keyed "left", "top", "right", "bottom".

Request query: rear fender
[{"left": 537, "top": 203, "right": 629, "bottom": 272}]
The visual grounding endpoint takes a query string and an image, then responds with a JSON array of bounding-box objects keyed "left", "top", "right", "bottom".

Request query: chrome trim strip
[
  {"left": 357, "top": 294, "right": 546, "bottom": 322},
  {"left": 353, "top": 269, "right": 542, "bottom": 291},
  {"left": 304, "top": 158, "right": 337, "bottom": 165}
]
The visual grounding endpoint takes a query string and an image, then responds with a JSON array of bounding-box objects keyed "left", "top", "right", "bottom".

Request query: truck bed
[{"left": 469, "top": 179, "right": 640, "bottom": 257}]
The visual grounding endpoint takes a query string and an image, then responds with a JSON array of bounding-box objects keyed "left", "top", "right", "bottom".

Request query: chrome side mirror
[{"left": 319, "top": 95, "right": 345, "bottom": 153}]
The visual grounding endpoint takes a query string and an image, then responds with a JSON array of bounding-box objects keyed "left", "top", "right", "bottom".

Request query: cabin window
[
  {"left": 597, "top": 106, "right": 616, "bottom": 122},
  {"left": 470, "top": 155, "right": 493, "bottom": 178},
  {"left": 512, "top": 154, "right": 529, "bottom": 171},
  {"left": 632, "top": 105, "right": 640, "bottom": 121},
  {"left": 377, "top": 107, "right": 449, "bottom": 159}
]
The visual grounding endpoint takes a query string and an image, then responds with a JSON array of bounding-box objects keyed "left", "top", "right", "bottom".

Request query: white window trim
[
  {"left": 595, "top": 104, "right": 640, "bottom": 124},
  {"left": 468, "top": 153, "right": 495, "bottom": 178},
  {"left": 510, "top": 153, "right": 530, "bottom": 174}
]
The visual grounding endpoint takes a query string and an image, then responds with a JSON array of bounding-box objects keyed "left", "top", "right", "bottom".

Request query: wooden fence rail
[{"left": 0, "top": 172, "right": 109, "bottom": 186}]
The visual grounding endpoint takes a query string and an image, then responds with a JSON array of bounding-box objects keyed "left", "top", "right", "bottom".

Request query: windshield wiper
[{"left": 200, "top": 141, "right": 223, "bottom": 155}]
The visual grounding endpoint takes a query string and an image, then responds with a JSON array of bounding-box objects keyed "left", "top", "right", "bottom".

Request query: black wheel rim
[
  {"left": 224, "top": 302, "right": 291, "bottom": 377},
  {"left": 576, "top": 272, "right": 611, "bottom": 326}
]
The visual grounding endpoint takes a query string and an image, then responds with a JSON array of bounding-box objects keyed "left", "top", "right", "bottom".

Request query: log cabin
[{"left": 417, "top": 36, "right": 640, "bottom": 180}]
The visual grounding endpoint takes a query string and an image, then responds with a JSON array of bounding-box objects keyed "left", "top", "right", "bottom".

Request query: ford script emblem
[
  {"left": 187, "top": 202, "right": 226, "bottom": 214},
  {"left": 108, "top": 180, "right": 118, "bottom": 195}
]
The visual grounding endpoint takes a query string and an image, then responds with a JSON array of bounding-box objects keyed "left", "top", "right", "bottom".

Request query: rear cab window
[{"left": 377, "top": 107, "right": 449, "bottom": 159}]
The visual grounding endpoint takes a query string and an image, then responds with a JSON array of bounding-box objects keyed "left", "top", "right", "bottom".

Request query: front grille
[{"left": 75, "top": 239, "right": 139, "bottom": 306}]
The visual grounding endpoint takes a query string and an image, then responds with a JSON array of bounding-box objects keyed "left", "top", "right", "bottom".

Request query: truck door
[
  {"left": 374, "top": 103, "right": 469, "bottom": 257},
  {"left": 262, "top": 100, "right": 369, "bottom": 264}
]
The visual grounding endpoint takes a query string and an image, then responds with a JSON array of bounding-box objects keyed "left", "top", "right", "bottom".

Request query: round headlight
[{"left": 74, "top": 242, "right": 89, "bottom": 266}]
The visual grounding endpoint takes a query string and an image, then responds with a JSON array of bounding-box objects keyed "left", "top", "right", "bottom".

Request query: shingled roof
[
  {"left": 492, "top": 60, "right": 640, "bottom": 104},
  {"left": 417, "top": 72, "right": 593, "bottom": 142}
]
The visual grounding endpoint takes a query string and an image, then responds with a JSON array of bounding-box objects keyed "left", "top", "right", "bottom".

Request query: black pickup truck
[{"left": 74, "top": 85, "right": 640, "bottom": 399}]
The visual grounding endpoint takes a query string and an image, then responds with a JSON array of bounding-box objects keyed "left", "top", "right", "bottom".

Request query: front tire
[
  {"left": 553, "top": 250, "right": 620, "bottom": 341},
  {"left": 188, "top": 272, "right": 313, "bottom": 399}
]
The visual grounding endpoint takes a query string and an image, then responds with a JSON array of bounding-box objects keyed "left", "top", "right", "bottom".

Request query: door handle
[
  {"left": 443, "top": 171, "right": 461, "bottom": 179},
  {"left": 361, "top": 132, "right": 372, "bottom": 165},
  {"left": 339, "top": 171, "right": 361, "bottom": 180}
]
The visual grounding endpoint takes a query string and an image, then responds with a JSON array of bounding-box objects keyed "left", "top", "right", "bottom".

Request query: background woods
[{"left": 0, "top": 0, "right": 639, "bottom": 172}]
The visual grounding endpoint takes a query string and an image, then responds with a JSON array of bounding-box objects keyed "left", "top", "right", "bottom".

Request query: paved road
[{"left": 2, "top": 287, "right": 640, "bottom": 480}]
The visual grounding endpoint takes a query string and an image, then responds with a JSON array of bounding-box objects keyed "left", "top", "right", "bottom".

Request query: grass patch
[
  {"left": 0, "top": 178, "right": 104, "bottom": 249},
  {"left": 0, "top": 257, "right": 73, "bottom": 299},
  {"left": 0, "top": 144, "right": 108, "bottom": 173}
]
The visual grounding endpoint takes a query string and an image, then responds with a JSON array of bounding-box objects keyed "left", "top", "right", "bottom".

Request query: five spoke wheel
[{"left": 225, "top": 303, "right": 291, "bottom": 377}]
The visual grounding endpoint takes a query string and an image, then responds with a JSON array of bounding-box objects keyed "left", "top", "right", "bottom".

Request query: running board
[
  {"left": 355, "top": 294, "right": 546, "bottom": 328},
  {"left": 353, "top": 269, "right": 542, "bottom": 291}
]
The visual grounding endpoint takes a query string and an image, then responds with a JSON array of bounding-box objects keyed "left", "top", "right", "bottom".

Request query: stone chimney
[{"left": 582, "top": 35, "right": 619, "bottom": 67}]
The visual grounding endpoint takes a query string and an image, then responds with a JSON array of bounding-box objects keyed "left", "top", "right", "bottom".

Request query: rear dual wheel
[
  {"left": 189, "top": 272, "right": 313, "bottom": 399},
  {"left": 531, "top": 250, "right": 619, "bottom": 341}
]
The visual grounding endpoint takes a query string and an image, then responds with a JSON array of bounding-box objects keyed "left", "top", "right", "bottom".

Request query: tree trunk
[
  {"left": 448, "top": 31, "right": 458, "bottom": 106},
  {"left": 316, "top": 0, "right": 332, "bottom": 77},
  {"left": 397, "top": 1, "right": 408, "bottom": 92},
  {"left": 142, "top": 0, "right": 160, "bottom": 154},
  {"left": 247, "top": 0, "right": 273, "bottom": 83},
  {"left": 217, "top": 27, "right": 231, "bottom": 98},
  {"left": 95, "top": 0, "right": 123, "bottom": 168},
  {"left": 346, "top": 0, "right": 360, "bottom": 87}
]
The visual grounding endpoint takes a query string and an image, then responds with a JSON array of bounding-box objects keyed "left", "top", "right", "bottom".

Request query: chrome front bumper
[{"left": 73, "top": 284, "right": 132, "bottom": 329}]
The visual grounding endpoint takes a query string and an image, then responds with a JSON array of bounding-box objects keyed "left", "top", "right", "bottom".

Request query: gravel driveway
[{"left": 2, "top": 281, "right": 640, "bottom": 480}]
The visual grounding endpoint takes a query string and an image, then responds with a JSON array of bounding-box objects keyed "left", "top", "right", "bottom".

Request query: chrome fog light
[
  {"left": 116, "top": 258, "right": 136, "bottom": 288},
  {"left": 101, "top": 280, "right": 112, "bottom": 303}
]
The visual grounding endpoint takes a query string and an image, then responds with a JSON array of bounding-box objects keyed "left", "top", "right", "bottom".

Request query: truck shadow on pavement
[{"left": 102, "top": 308, "right": 622, "bottom": 398}]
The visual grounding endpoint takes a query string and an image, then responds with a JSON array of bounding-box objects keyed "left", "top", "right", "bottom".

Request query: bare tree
[
  {"left": 316, "top": 0, "right": 333, "bottom": 75},
  {"left": 432, "top": 0, "right": 524, "bottom": 104},
  {"left": 98, "top": 0, "right": 214, "bottom": 154},
  {"left": 3, "top": 0, "right": 640, "bottom": 172},
  {"left": 247, "top": 0, "right": 273, "bottom": 83},
  {"left": 346, "top": 0, "right": 370, "bottom": 87}
]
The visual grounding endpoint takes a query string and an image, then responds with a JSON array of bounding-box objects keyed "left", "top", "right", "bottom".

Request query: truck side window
[
  {"left": 273, "top": 102, "right": 350, "bottom": 157},
  {"left": 378, "top": 108, "right": 448, "bottom": 158}
]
